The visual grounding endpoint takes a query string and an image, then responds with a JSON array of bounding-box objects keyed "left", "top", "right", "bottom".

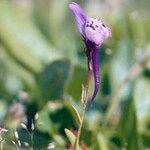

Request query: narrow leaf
[
  {"left": 118, "top": 99, "right": 140, "bottom": 149},
  {"left": 97, "top": 133, "right": 109, "bottom": 150},
  {"left": 71, "top": 105, "right": 81, "bottom": 125},
  {"left": 64, "top": 128, "right": 76, "bottom": 146}
]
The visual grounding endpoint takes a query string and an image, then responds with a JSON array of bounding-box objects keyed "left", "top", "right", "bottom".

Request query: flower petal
[
  {"left": 90, "top": 47, "right": 100, "bottom": 105},
  {"left": 69, "top": 2, "right": 87, "bottom": 35},
  {"left": 84, "top": 18, "right": 112, "bottom": 46}
]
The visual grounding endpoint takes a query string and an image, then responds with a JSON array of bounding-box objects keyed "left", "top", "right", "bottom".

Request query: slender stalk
[
  {"left": 74, "top": 58, "right": 92, "bottom": 150},
  {"left": 74, "top": 107, "right": 86, "bottom": 150}
]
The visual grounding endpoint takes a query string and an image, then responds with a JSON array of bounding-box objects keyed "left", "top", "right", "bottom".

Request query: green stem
[
  {"left": 74, "top": 58, "right": 92, "bottom": 150},
  {"left": 74, "top": 106, "right": 86, "bottom": 150}
]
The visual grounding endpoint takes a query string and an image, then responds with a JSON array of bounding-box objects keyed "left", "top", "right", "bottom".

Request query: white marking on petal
[{"left": 84, "top": 18, "right": 111, "bottom": 45}]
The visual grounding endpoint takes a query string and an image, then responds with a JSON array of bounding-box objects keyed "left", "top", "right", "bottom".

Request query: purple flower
[{"left": 69, "top": 2, "right": 111, "bottom": 104}]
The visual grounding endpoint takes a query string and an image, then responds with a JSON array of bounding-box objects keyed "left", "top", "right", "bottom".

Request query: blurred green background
[{"left": 0, "top": 0, "right": 150, "bottom": 149}]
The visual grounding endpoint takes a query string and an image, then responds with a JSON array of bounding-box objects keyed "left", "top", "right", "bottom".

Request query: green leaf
[
  {"left": 97, "top": 133, "right": 109, "bottom": 150},
  {"left": 38, "top": 60, "right": 71, "bottom": 101},
  {"left": 118, "top": 99, "right": 141, "bottom": 150},
  {"left": 37, "top": 102, "right": 76, "bottom": 135},
  {"left": 71, "top": 105, "right": 81, "bottom": 126},
  {"left": 64, "top": 128, "right": 76, "bottom": 146},
  {"left": 67, "top": 66, "right": 86, "bottom": 101},
  {"left": 36, "top": 105, "right": 55, "bottom": 133},
  {"left": 53, "top": 134, "right": 66, "bottom": 147},
  {"left": 50, "top": 104, "right": 76, "bottom": 134},
  {"left": 141, "top": 130, "right": 150, "bottom": 149}
]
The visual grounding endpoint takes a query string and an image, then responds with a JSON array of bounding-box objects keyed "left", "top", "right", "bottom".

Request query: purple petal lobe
[
  {"left": 69, "top": 2, "right": 87, "bottom": 35},
  {"left": 90, "top": 47, "right": 100, "bottom": 105}
]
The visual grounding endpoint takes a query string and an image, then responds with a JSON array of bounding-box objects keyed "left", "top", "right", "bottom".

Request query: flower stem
[
  {"left": 74, "top": 107, "right": 86, "bottom": 150},
  {"left": 74, "top": 58, "right": 92, "bottom": 150}
]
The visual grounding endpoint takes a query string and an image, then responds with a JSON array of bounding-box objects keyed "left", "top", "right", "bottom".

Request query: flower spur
[{"left": 69, "top": 2, "right": 111, "bottom": 105}]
